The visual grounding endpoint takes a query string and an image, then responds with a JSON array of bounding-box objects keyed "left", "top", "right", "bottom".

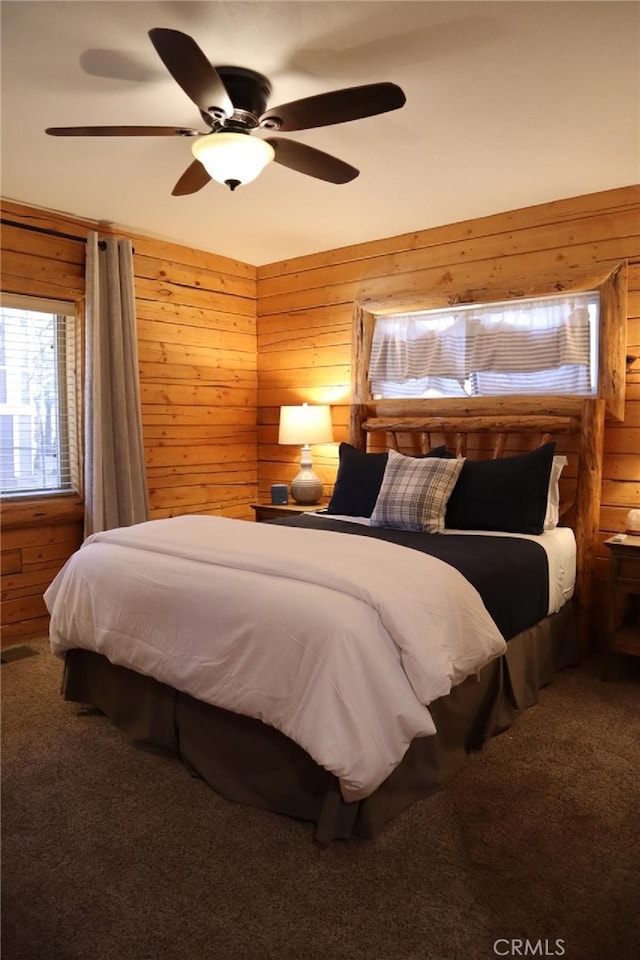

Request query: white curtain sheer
[
  {"left": 369, "top": 293, "right": 597, "bottom": 398},
  {"left": 84, "top": 233, "right": 149, "bottom": 536}
]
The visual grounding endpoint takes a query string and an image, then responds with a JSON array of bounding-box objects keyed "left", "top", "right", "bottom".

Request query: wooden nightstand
[
  {"left": 603, "top": 535, "right": 640, "bottom": 679},
  {"left": 250, "top": 503, "right": 325, "bottom": 522}
]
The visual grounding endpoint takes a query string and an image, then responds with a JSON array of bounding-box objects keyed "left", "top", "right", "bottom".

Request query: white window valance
[{"left": 369, "top": 292, "right": 598, "bottom": 398}]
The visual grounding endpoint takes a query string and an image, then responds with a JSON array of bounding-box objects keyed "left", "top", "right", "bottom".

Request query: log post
[{"left": 573, "top": 398, "right": 605, "bottom": 657}]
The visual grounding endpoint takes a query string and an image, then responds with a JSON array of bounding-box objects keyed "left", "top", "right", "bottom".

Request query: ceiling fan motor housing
[{"left": 214, "top": 66, "right": 277, "bottom": 130}]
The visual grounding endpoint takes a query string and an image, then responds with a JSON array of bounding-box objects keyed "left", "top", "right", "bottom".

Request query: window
[
  {"left": 368, "top": 291, "right": 599, "bottom": 399},
  {"left": 353, "top": 261, "right": 626, "bottom": 420},
  {"left": 0, "top": 295, "right": 80, "bottom": 498}
]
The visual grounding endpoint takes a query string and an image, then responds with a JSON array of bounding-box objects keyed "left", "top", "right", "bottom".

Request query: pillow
[
  {"left": 417, "top": 445, "right": 448, "bottom": 459},
  {"left": 544, "top": 455, "right": 568, "bottom": 530},
  {"left": 326, "top": 443, "right": 387, "bottom": 517},
  {"left": 327, "top": 442, "right": 449, "bottom": 518},
  {"left": 445, "top": 442, "right": 556, "bottom": 535},
  {"left": 370, "top": 449, "right": 465, "bottom": 533}
]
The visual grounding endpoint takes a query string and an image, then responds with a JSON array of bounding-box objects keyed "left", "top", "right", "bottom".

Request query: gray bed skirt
[{"left": 61, "top": 603, "right": 577, "bottom": 843}]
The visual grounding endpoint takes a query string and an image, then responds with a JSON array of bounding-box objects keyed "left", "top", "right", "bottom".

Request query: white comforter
[{"left": 45, "top": 515, "right": 506, "bottom": 801}]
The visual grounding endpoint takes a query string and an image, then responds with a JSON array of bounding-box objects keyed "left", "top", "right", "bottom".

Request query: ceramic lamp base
[{"left": 290, "top": 468, "right": 323, "bottom": 505}]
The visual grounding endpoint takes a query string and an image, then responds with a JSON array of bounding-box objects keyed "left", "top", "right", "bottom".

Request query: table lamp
[{"left": 278, "top": 403, "right": 334, "bottom": 504}]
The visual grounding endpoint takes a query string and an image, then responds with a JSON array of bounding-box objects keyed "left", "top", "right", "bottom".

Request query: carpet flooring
[{"left": 1, "top": 639, "right": 639, "bottom": 960}]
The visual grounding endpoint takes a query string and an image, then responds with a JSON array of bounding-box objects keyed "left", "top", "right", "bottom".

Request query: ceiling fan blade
[
  {"left": 265, "top": 138, "right": 358, "bottom": 184},
  {"left": 46, "top": 126, "right": 199, "bottom": 137},
  {"left": 148, "top": 28, "right": 234, "bottom": 121},
  {"left": 260, "top": 82, "right": 405, "bottom": 132},
  {"left": 171, "top": 160, "right": 212, "bottom": 196}
]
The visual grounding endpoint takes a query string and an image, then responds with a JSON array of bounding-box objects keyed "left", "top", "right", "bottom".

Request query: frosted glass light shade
[
  {"left": 191, "top": 133, "right": 275, "bottom": 189},
  {"left": 278, "top": 404, "right": 334, "bottom": 445}
]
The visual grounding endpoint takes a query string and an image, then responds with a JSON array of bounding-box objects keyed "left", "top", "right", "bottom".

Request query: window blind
[{"left": 0, "top": 296, "right": 79, "bottom": 497}]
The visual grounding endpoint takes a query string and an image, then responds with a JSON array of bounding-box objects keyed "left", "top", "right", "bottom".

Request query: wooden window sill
[{"left": 1, "top": 494, "right": 84, "bottom": 530}]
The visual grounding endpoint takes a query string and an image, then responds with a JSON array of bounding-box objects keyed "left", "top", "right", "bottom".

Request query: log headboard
[{"left": 349, "top": 396, "right": 605, "bottom": 656}]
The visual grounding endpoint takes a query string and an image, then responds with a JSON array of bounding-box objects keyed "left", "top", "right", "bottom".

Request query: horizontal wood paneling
[
  {"left": 1, "top": 514, "right": 85, "bottom": 635},
  {"left": 3, "top": 186, "right": 639, "bottom": 651},
  {"left": 260, "top": 190, "right": 640, "bottom": 279},
  {"left": 257, "top": 185, "right": 640, "bottom": 651},
  {"left": 1, "top": 200, "right": 258, "bottom": 645}
]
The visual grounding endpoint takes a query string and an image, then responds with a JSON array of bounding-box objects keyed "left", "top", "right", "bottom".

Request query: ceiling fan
[{"left": 46, "top": 28, "right": 406, "bottom": 194}]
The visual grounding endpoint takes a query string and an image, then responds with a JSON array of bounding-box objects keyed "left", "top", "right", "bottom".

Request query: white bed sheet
[{"left": 45, "top": 515, "right": 506, "bottom": 802}]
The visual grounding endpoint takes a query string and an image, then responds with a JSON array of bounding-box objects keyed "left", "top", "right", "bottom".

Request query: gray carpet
[{"left": 2, "top": 638, "right": 639, "bottom": 960}]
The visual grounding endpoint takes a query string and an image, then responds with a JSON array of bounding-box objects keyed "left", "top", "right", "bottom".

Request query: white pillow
[
  {"left": 371, "top": 449, "right": 464, "bottom": 533},
  {"left": 544, "top": 455, "right": 568, "bottom": 530}
]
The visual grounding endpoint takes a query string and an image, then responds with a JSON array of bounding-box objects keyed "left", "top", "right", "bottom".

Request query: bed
[{"left": 45, "top": 397, "right": 604, "bottom": 843}]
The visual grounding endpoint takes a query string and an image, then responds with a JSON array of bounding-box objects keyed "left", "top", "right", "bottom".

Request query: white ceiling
[{"left": 2, "top": 1, "right": 639, "bottom": 266}]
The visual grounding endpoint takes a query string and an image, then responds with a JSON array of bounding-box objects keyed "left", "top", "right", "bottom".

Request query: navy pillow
[
  {"left": 327, "top": 442, "right": 448, "bottom": 517},
  {"left": 445, "top": 442, "right": 556, "bottom": 535}
]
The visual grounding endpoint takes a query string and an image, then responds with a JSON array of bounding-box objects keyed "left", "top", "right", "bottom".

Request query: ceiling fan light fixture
[
  {"left": 191, "top": 132, "right": 275, "bottom": 190},
  {"left": 45, "top": 29, "right": 406, "bottom": 196}
]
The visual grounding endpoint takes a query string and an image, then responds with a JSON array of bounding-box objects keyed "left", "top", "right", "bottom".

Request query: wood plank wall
[
  {"left": 2, "top": 186, "right": 639, "bottom": 647},
  {"left": 257, "top": 185, "right": 640, "bottom": 646},
  {"left": 1, "top": 199, "right": 257, "bottom": 645}
]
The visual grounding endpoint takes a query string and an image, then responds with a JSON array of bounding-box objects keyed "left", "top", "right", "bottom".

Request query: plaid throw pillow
[{"left": 370, "top": 449, "right": 464, "bottom": 533}]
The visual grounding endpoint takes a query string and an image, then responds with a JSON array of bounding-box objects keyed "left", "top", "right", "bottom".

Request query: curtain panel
[{"left": 84, "top": 233, "right": 149, "bottom": 536}]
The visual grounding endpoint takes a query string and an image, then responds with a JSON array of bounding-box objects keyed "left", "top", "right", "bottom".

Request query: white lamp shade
[
  {"left": 191, "top": 132, "right": 275, "bottom": 188},
  {"left": 278, "top": 404, "right": 334, "bottom": 445}
]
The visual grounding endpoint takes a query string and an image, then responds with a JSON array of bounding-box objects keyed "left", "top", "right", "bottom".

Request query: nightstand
[
  {"left": 250, "top": 503, "right": 325, "bottom": 523},
  {"left": 603, "top": 536, "right": 640, "bottom": 679}
]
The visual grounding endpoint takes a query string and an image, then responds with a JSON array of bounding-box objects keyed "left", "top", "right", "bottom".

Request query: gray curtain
[{"left": 84, "top": 232, "right": 149, "bottom": 537}]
